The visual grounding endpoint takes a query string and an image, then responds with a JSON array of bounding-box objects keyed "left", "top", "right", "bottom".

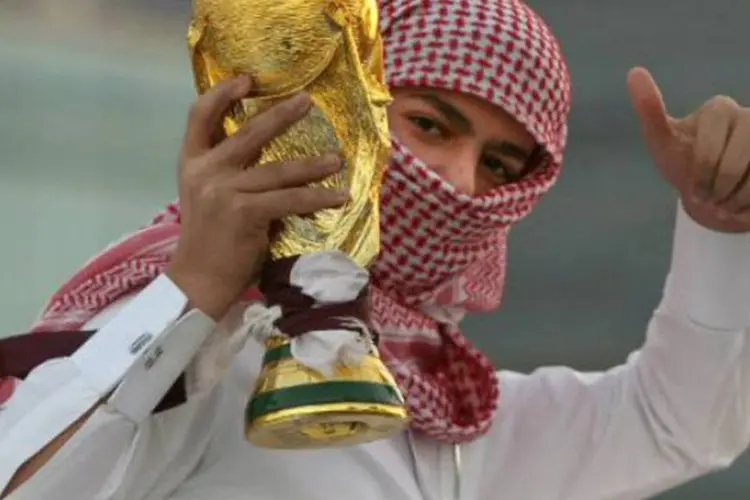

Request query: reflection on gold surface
[
  {"left": 187, "top": 0, "right": 407, "bottom": 449},
  {"left": 188, "top": 0, "right": 391, "bottom": 267},
  {"left": 246, "top": 337, "right": 409, "bottom": 449}
]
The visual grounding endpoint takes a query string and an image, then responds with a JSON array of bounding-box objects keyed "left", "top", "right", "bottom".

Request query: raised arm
[{"left": 478, "top": 203, "right": 750, "bottom": 499}]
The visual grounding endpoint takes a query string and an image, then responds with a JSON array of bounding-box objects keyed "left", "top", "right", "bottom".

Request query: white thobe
[{"left": 1, "top": 204, "right": 749, "bottom": 500}]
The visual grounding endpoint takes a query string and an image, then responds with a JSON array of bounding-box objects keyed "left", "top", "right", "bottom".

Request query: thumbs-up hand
[{"left": 628, "top": 66, "right": 750, "bottom": 233}]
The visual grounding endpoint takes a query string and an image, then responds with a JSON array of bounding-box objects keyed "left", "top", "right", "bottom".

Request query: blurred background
[{"left": 1, "top": 0, "right": 748, "bottom": 497}]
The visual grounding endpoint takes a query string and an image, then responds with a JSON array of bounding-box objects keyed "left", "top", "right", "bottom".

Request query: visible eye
[
  {"left": 481, "top": 155, "right": 515, "bottom": 182},
  {"left": 407, "top": 115, "right": 449, "bottom": 138}
]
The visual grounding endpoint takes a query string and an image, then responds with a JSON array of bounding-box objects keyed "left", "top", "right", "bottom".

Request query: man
[{"left": 2, "top": 0, "right": 750, "bottom": 498}]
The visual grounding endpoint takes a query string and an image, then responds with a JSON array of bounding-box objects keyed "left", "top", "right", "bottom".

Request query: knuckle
[
  {"left": 266, "top": 156, "right": 331, "bottom": 186},
  {"left": 693, "top": 149, "right": 719, "bottom": 171},
  {"left": 235, "top": 123, "right": 267, "bottom": 152},
  {"left": 694, "top": 150, "right": 714, "bottom": 170},
  {"left": 198, "top": 179, "right": 226, "bottom": 206},
  {"left": 180, "top": 161, "right": 203, "bottom": 187},
  {"left": 252, "top": 161, "right": 296, "bottom": 188},
  {"left": 183, "top": 155, "right": 204, "bottom": 170},
  {"left": 227, "top": 194, "right": 245, "bottom": 214},
  {"left": 254, "top": 103, "right": 297, "bottom": 132},
  {"left": 187, "top": 99, "right": 207, "bottom": 123},
  {"left": 303, "top": 188, "right": 334, "bottom": 208},
  {"left": 232, "top": 195, "right": 261, "bottom": 218},
  {"left": 296, "top": 187, "right": 318, "bottom": 203},
  {"left": 707, "top": 95, "right": 738, "bottom": 112},
  {"left": 273, "top": 161, "right": 303, "bottom": 183}
]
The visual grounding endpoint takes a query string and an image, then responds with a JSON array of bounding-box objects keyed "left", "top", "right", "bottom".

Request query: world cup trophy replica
[{"left": 187, "top": 0, "right": 409, "bottom": 448}]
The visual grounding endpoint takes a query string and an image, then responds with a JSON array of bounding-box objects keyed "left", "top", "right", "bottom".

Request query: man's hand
[
  {"left": 167, "top": 75, "right": 348, "bottom": 320},
  {"left": 628, "top": 66, "right": 750, "bottom": 233}
]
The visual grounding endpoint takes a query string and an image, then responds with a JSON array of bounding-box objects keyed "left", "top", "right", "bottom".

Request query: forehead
[{"left": 379, "top": 0, "right": 571, "bottom": 162}]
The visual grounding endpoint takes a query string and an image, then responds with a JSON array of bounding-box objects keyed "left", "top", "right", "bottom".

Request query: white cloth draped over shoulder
[{"left": 1, "top": 204, "right": 750, "bottom": 500}]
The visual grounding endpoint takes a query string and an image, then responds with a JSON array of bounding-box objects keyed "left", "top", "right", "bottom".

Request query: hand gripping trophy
[{"left": 187, "top": 0, "right": 409, "bottom": 449}]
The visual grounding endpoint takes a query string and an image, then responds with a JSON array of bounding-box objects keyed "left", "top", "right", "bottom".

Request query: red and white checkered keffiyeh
[{"left": 1, "top": 0, "right": 571, "bottom": 443}]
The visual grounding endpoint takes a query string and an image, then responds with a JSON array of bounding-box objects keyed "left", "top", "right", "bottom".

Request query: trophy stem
[{"left": 245, "top": 250, "right": 409, "bottom": 449}]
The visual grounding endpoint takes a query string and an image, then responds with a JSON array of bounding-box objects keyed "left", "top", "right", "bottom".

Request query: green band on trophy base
[{"left": 246, "top": 381, "right": 405, "bottom": 423}]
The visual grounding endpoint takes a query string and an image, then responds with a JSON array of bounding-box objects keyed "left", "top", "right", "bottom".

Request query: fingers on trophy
[{"left": 188, "top": 0, "right": 409, "bottom": 448}]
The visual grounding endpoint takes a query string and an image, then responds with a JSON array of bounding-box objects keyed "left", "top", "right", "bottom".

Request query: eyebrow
[
  {"left": 411, "top": 92, "right": 533, "bottom": 162},
  {"left": 412, "top": 92, "right": 474, "bottom": 133}
]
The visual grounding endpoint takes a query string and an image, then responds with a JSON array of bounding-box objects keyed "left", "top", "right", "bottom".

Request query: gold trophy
[{"left": 188, "top": 0, "right": 409, "bottom": 449}]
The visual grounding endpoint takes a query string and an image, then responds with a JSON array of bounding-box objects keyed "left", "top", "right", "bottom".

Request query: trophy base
[
  {"left": 245, "top": 401, "right": 409, "bottom": 449},
  {"left": 245, "top": 338, "right": 410, "bottom": 449}
]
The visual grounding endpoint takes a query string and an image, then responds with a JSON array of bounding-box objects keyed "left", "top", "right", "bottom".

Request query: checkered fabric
[
  {"left": 370, "top": 0, "right": 570, "bottom": 442},
  {"left": 3, "top": 0, "right": 571, "bottom": 443}
]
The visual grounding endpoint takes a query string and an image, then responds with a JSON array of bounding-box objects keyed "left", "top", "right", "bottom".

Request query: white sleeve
[
  {"left": 479, "top": 203, "right": 750, "bottom": 500},
  {"left": 0, "top": 275, "right": 221, "bottom": 500}
]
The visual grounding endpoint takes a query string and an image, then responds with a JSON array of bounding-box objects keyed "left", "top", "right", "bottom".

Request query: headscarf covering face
[
  {"left": 370, "top": 0, "right": 570, "bottom": 441},
  {"left": 374, "top": 0, "right": 570, "bottom": 310}
]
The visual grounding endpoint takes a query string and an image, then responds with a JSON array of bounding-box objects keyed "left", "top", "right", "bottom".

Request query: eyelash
[
  {"left": 481, "top": 156, "right": 512, "bottom": 180},
  {"left": 407, "top": 115, "right": 448, "bottom": 138}
]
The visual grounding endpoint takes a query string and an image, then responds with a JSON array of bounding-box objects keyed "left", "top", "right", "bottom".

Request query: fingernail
[
  {"left": 229, "top": 75, "right": 250, "bottom": 97},
  {"left": 334, "top": 189, "right": 350, "bottom": 201},
  {"left": 288, "top": 92, "right": 311, "bottom": 109},
  {"left": 236, "top": 74, "right": 251, "bottom": 87},
  {"left": 321, "top": 154, "right": 342, "bottom": 171}
]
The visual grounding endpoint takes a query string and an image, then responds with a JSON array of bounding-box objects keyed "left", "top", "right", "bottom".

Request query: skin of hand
[
  {"left": 628, "top": 67, "right": 750, "bottom": 234},
  {"left": 167, "top": 75, "right": 350, "bottom": 320}
]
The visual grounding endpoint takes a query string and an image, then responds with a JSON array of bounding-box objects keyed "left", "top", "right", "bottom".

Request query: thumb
[{"left": 627, "top": 67, "right": 674, "bottom": 148}]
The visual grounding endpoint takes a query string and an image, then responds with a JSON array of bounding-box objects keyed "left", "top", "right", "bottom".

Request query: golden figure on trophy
[{"left": 187, "top": 0, "right": 410, "bottom": 449}]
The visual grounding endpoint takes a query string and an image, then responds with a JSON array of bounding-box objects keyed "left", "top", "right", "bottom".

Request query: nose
[{"left": 430, "top": 144, "right": 483, "bottom": 196}]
